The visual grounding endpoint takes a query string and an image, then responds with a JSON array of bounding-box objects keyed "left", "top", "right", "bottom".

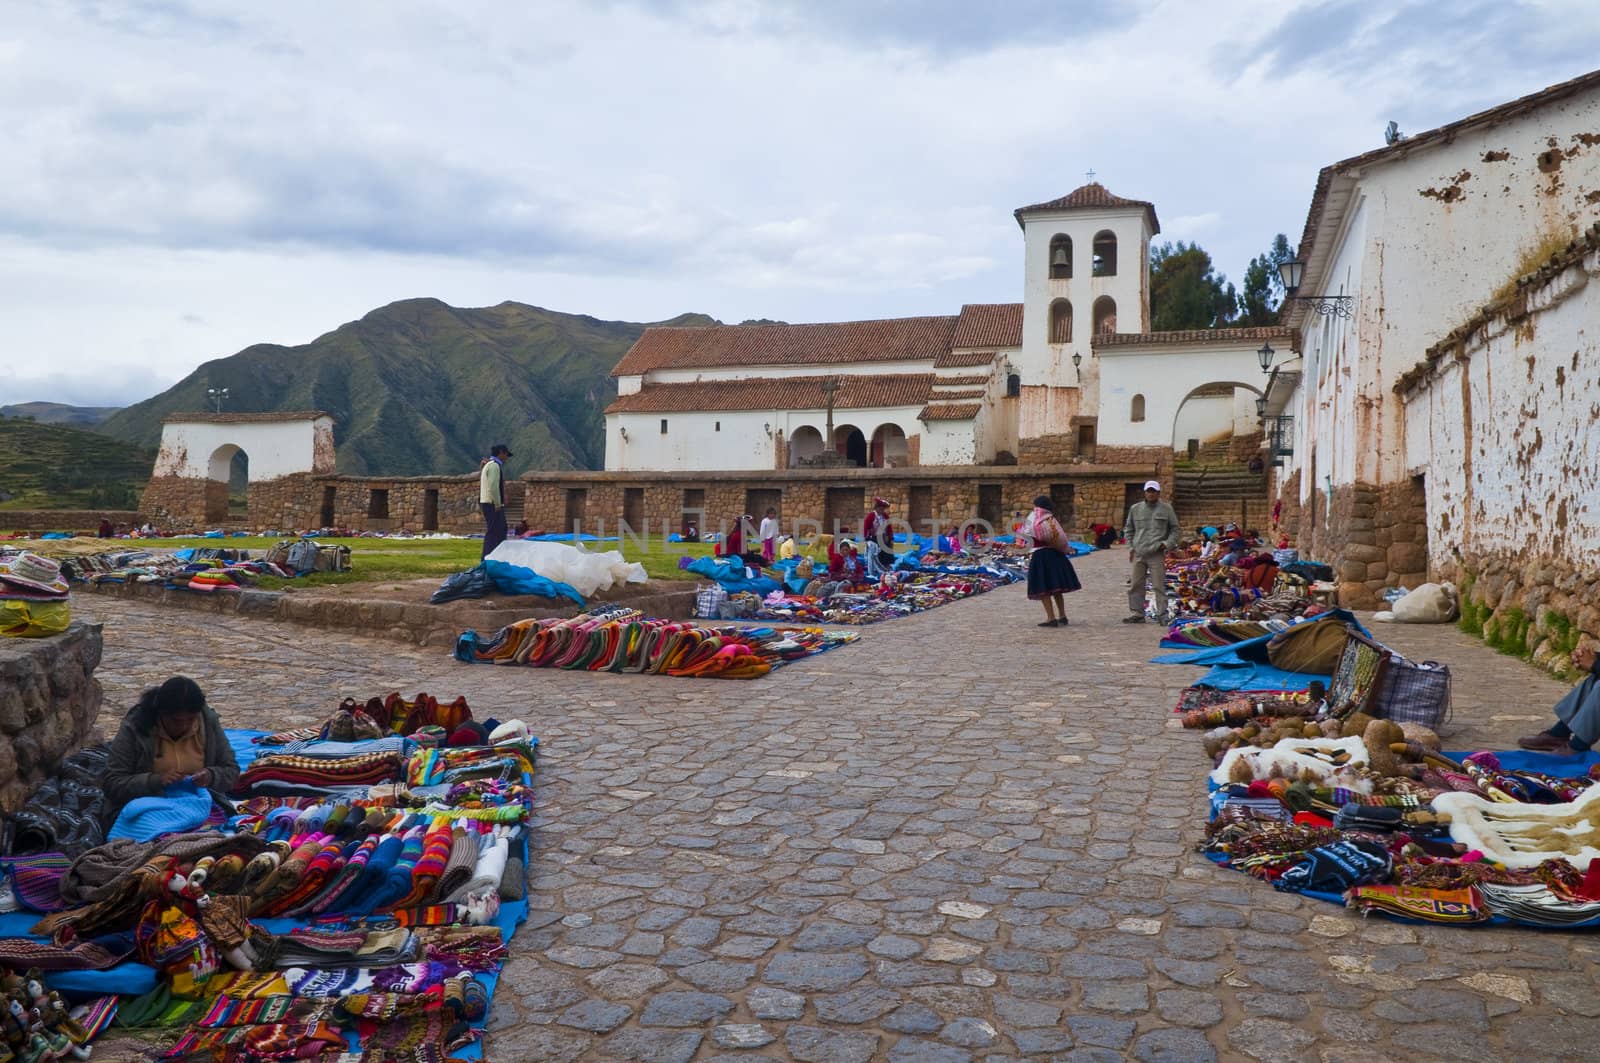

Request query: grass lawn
[{"left": 53, "top": 535, "right": 723, "bottom": 587}]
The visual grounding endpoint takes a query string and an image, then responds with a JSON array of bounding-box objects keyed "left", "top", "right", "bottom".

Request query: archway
[
  {"left": 834, "top": 424, "right": 867, "bottom": 467},
  {"left": 205, "top": 443, "right": 249, "bottom": 524},
  {"left": 870, "top": 424, "right": 908, "bottom": 468},
  {"left": 1092, "top": 296, "right": 1117, "bottom": 336},
  {"left": 789, "top": 425, "right": 824, "bottom": 466},
  {"left": 1171, "top": 381, "right": 1262, "bottom": 457}
]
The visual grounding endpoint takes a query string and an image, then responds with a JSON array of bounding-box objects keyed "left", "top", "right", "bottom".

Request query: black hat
[{"left": 491, "top": 443, "right": 513, "bottom": 458}]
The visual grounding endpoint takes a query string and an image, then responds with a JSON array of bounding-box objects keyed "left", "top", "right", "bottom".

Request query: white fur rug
[
  {"left": 1210, "top": 736, "right": 1372, "bottom": 792},
  {"left": 1434, "top": 785, "right": 1600, "bottom": 869}
]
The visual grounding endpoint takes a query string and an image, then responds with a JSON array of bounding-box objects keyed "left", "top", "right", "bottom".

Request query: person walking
[
  {"left": 479, "top": 444, "right": 512, "bottom": 559},
  {"left": 1025, "top": 495, "right": 1081, "bottom": 628},
  {"left": 1123, "top": 479, "right": 1180, "bottom": 623}
]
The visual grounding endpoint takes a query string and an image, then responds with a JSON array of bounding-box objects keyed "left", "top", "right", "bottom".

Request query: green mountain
[
  {"left": 0, "top": 417, "right": 156, "bottom": 511},
  {"left": 97, "top": 299, "right": 715, "bottom": 476},
  {"left": 0, "top": 402, "right": 121, "bottom": 427}
]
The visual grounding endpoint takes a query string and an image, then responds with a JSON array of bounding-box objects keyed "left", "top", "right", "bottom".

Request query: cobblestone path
[{"left": 76, "top": 551, "right": 1600, "bottom": 1062}]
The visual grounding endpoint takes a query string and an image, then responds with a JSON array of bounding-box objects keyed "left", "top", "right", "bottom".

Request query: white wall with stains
[
  {"left": 1402, "top": 244, "right": 1600, "bottom": 570},
  {"left": 1291, "top": 82, "right": 1600, "bottom": 504},
  {"left": 153, "top": 416, "right": 336, "bottom": 481}
]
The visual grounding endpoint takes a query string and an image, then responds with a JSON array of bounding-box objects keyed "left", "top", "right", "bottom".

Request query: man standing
[
  {"left": 1123, "top": 479, "right": 1180, "bottom": 623},
  {"left": 479, "top": 444, "right": 512, "bottom": 559}
]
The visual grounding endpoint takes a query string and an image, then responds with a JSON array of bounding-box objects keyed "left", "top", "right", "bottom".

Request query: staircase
[{"left": 1173, "top": 460, "right": 1271, "bottom": 534}]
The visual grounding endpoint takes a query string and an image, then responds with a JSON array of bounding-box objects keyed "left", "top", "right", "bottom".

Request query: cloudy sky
[{"left": 3, "top": 0, "right": 1598, "bottom": 406}]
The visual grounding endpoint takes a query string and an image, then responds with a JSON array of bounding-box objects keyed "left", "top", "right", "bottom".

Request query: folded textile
[
  {"left": 1478, "top": 882, "right": 1600, "bottom": 926},
  {"left": 432, "top": 830, "right": 480, "bottom": 902},
  {"left": 1275, "top": 839, "right": 1392, "bottom": 894},
  {"left": 107, "top": 783, "right": 215, "bottom": 843},
  {"left": 0, "top": 935, "right": 132, "bottom": 970},
  {"left": 1346, "top": 883, "right": 1488, "bottom": 924},
  {"left": 444, "top": 834, "right": 509, "bottom": 904}
]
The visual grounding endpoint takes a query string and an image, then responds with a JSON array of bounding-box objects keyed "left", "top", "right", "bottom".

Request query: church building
[{"left": 603, "top": 183, "right": 1289, "bottom": 477}]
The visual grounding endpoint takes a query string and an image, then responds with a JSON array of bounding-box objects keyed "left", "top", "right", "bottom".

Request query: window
[
  {"left": 659, "top": 419, "right": 668, "bottom": 434},
  {"left": 367, "top": 488, "right": 390, "bottom": 519},
  {"left": 1048, "top": 234, "right": 1073, "bottom": 279},
  {"left": 1049, "top": 299, "right": 1073, "bottom": 344},
  {"left": 1006, "top": 373, "right": 1021, "bottom": 398},
  {"left": 1093, "top": 295, "right": 1117, "bottom": 336},
  {"left": 1092, "top": 230, "right": 1117, "bottom": 276},
  {"left": 1130, "top": 394, "right": 1145, "bottom": 422}
]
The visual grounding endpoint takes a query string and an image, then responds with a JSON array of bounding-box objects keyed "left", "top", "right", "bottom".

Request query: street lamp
[
  {"left": 1255, "top": 396, "right": 1268, "bottom": 419},
  {"left": 1071, "top": 351, "right": 1083, "bottom": 381},
  {"left": 1277, "top": 253, "right": 1353, "bottom": 318},
  {"left": 1256, "top": 343, "right": 1274, "bottom": 374},
  {"left": 206, "top": 387, "right": 229, "bottom": 413}
]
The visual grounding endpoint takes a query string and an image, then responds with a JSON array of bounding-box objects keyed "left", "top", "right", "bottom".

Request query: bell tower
[{"left": 1012, "top": 182, "right": 1160, "bottom": 441}]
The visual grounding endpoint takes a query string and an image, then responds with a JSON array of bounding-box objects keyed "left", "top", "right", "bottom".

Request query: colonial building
[
  {"left": 603, "top": 184, "right": 1287, "bottom": 477},
  {"left": 1267, "top": 66, "right": 1600, "bottom": 617}
]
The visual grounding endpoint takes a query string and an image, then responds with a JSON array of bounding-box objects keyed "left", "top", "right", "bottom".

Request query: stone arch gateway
[{"left": 141, "top": 411, "right": 337, "bottom": 528}]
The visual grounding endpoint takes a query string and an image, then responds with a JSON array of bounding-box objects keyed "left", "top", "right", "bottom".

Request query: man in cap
[
  {"left": 1123, "top": 480, "right": 1180, "bottom": 623},
  {"left": 479, "top": 443, "right": 513, "bottom": 559}
]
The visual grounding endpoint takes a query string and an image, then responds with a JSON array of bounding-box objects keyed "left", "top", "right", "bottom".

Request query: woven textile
[{"left": 0, "top": 935, "right": 132, "bottom": 970}]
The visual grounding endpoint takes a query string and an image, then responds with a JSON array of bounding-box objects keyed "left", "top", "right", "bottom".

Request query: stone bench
[{"left": 0, "top": 623, "right": 104, "bottom": 811}]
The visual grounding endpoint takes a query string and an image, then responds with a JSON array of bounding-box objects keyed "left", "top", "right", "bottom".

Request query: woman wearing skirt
[{"left": 1025, "top": 495, "right": 1082, "bottom": 627}]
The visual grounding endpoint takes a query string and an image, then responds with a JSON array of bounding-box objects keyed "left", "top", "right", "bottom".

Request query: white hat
[{"left": 1143, "top": 480, "right": 1161, "bottom": 491}]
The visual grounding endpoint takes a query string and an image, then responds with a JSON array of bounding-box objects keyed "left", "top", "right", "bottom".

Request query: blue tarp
[
  {"left": 526, "top": 533, "right": 617, "bottom": 543},
  {"left": 483, "top": 560, "right": 585, "bottom": 604},
  {"left": 682, "top": 555, "right": 780, "bottom": 595},
  {"left": 1152, "top": 610, "right": 1372, "bottom": 692}
]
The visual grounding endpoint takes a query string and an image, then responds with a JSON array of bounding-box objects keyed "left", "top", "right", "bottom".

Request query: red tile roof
[
  {"left": 1013, "top": 183, "right": 1160, "bottom": 233},
  {"left": 936, "top": 373, "right": 991, "bottom": 385},
  {"left": 918, "top": 403, "right": 982, "bottom": 421},
  {"left": 933, "top": 349, "right": 998, "bottom": 368},
  {"left": 610, "top": 316, "right": 958, "bottom": 377},
  {"left": 604, "top": 374, "right": 935, "bottom": 414},
  {"left": 162, "top": 410, "right": 333, "bottom": 424},
  {"left": 1092, "top": 326, "right": 1293, "bottom": 349},
  {"left": 951, "top": 303, "right": 1023, "bottom": 349},
  {"left": 928, "top": 388, "right": 986, "bottom": 400}
]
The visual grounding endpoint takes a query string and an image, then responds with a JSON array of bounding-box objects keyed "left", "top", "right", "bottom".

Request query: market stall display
[{"left": 0, "top": 693, "right": 530, "bottom": 1058}]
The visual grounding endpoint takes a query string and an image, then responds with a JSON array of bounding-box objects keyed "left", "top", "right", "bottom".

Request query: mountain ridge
[{"left": 97, "top": 298, "right": 716, "bottom": 477}]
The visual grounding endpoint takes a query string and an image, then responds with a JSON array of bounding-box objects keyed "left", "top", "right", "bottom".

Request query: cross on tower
[{"left": 1085, "top": 169, "right": 1096, "bottom": 182}]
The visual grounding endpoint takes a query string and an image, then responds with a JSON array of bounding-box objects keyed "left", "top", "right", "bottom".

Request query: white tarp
[
  {"left": 486, "top": 540, "right": 647, "bottom": 599},
  {"left": 1374, "top": 582, "right": 1458, "bottom": 624}
]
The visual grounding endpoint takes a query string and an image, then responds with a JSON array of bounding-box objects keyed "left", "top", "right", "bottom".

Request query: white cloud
[{"left": 0, "top": 0, "right": 1596, "bottom": 401}]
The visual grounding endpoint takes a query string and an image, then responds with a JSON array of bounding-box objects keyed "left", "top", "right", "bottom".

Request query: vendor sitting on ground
[
  {"left": 828, "top": 538, "right": 865, "bottom": 583},
  {"left": 1519, "top": 643, "right": 1600, "bottom": 754},
  {"left": 104, "top": 676, "right": 240, "bottom": 821}
]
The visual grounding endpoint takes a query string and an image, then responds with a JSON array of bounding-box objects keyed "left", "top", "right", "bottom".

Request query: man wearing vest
[{"left": 479, "top": 444, "right": 512, "bottom": 559}]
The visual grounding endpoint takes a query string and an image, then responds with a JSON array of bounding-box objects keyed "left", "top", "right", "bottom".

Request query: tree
[
  {"left": 1148, "top": 242, "right": 1237, "bottom": 331},
  {"left": 1236, "top": 233, "right": 1294, "bottom": 327}
]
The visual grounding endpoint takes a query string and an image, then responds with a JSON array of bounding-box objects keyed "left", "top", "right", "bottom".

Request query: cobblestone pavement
[{"left": 75, "top": 551, "right": 1600, "bottom": 1063}]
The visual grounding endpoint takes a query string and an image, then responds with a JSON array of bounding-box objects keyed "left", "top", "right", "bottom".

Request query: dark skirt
[{"left": 1027, "top": 547, "right": 1082, "bottom": 599}]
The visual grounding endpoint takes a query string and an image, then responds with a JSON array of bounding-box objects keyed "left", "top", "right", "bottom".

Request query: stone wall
[
  {"left": 0, "top": 510, "right": 143, "bottom": 533},
  {"left": 1017, "top": 434, "right": 1076, "bottom": 464},
  {"left": 1272, "top": 469, "right": 1302, "bottom": 539},
  {"left": 522, "top": 465, "right": 1157, "bottom": 540},
  {"left": 1228, "top": 431, "right": 1266, "bottom": 463},
  {"left": 81, "top": 579, "right": 698, "bottom": 648},
  {"left": 1446, "top": 550, "right": 1600, "bottom": 680},
  {"left": 1299, "top": 478, "right": 1429, "bottom": 609},
  {"left": 0, "top": 623, "right": 103, "bottom": 811},
  {"left": 140, "top": 476, "right": 210, "bottom": 527}
]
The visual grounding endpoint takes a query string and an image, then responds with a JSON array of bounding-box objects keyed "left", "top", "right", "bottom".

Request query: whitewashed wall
[
  {"left": 1402, "top": 245, "right": 1600, "bottom": 569},
  {"left": 153, "top": 417, "right": 335, "bottom": 480},
  {"left": 1293, "top": 82, "right": 1600, "bottom": 501},
  {"left": 1096, "top": 342, "right": 1271, "bottom": 448},
  {"left": 606, "top": 406, "right": 929, "bottom": 472}
]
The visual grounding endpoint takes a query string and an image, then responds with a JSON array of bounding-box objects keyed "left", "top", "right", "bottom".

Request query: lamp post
[
  {"left": 206, "top": 387, "right": 229, "bottom": 413},
  {"left": 1255, "top": 396, "right": 1268, "bottom": 420},
  {"left": 1071, "top": 350, "right": 1083, "bottom": 383},
  {"left": 1277, "top": 255, "right": 1354, "bottom": 319},
  {"left": 1256, "top": 343, "right": 1274, "bottom": 374}
]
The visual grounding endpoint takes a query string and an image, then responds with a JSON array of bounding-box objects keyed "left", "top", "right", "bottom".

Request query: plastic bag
[
  {"left": 430, "top": 566, "right": 495, "bottom": 604},
  {"left": 1390, "top": 582, "right": 1458, "bottom": 623},
  {"left": 485, "top": 540, "right": 646, "bottom": 599},
  {"left": 0, "top": 599, "right": 70, "bottom": 638}
]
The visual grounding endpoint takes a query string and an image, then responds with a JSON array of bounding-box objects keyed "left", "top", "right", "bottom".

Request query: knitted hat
[{"left": 447, "top": 722, "right": 489, "bottom": 748}]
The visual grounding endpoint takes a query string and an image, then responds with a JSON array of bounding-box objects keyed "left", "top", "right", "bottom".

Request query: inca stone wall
[
  {"left": 0, "top": 510, "right": 143, "bottom": 533},
  {"left": 1298, "top": 479, "right": 1428, "bottom": 609},
  {"left": 0, "top": 623, "right": 104, "bottom": 812},
  {"left": 1446, "top": 550, "right": 1600, "bottom": 680}
]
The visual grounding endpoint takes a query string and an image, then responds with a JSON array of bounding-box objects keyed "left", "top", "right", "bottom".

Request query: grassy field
[
  {"left": 0, "top": 417, "right": 155, "bottom": 510},
  {"left": 39, "top": 534, "right": 724, "bottom": 587}
]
